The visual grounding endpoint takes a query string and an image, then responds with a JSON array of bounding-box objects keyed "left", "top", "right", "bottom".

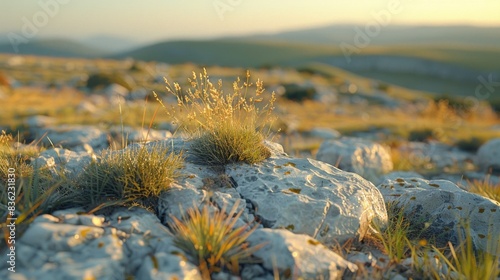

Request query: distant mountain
[
  {"left": 113, "top": 40, "right": 337, "bottom": 67},
  {"left": 0, "top": 38, "right": 108, "bottom": 58},
  {"left": 79, "top": 35, "right": 141, "bottom": 53},
  {"left": 239, "top": 25, "right": 500, "bottom": 48}
]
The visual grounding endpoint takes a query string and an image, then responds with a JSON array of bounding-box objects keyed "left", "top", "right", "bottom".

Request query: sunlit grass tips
[
  {"left": 76, "top": 143, "right": 184, "bottom": 210},
  {"left": 155, "top": 69, "right": 276, "bottom": 165},
  {"left": 169, "top": 201, "right": 264, "bottom": 276}
]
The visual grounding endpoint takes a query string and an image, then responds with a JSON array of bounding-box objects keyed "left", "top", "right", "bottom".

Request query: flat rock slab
[
  {"left": 377, "top": 177, "right": 500, "bottom": 256},
  {"left": 247, "top": 229, "right": 357, "bottom": 279},
  {"left": 34, "top": 148, "right": 92, "bottom": 178},
  {"left": 0, "top": 208, "right": 200, "bottom": 280},
  {"left": 31, "top": 125, "right": 108, "bottom": 152},
  {"left": 226, "top": 157, "right": 388, "bottom": 244}
]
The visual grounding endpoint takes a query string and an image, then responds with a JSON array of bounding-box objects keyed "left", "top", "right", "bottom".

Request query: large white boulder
[
  {"left": 156, "top": 139, "right": 387, "bottom": 244},
  {"left": 477, "top": 138, "right": 500, "bottom": 172},
  {"left": 226, "top": 156, "right": 388, "bottom": 244},
  {"left": 377, "top": 177, "right": 500, "bottom": 256},
  {"left": 316, "top": 137, "right": 393, "bottom": 182}
]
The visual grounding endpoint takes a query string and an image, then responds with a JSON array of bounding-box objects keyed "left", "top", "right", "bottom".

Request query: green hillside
[
  {"left": 355, "top": 45, "right": 500, "bottom": 72},
  {"left": 114, "top": 40, "right": 338, "bottom": 67},
  {"left": 0, "top": 38, "right": 108, "bottom": 58}
]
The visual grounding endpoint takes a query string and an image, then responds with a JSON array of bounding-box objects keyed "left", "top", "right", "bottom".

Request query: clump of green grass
[
  {"left": 372, "top": 203, "right": 413, "bottom": 262},
  {"left": 0, "top": 131, "right": 38, "bottom": 180},
  {"left": 371, "top": 201, "right": 500, "bottom": 279},
  {"left": 1, "top": 131, "right": 76, "bottom": 239},
  {"left": 466, "top": 175, "right": 500, "bottom": 203},
  {"left": 155, "top": 69, "right": 276, "bottom": 165},
  {"left": 430, "top": 223, "right": 500, "bottom": 280},
  {"left": 169, "top": 201, "right": 263, "bottom": 276},
  {"left": 76, "top": 143, "right": 183, "bottom": 210}
]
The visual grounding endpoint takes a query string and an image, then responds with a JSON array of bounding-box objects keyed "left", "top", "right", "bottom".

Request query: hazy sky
[{"left": 2, "top": 0, "right": 499, "bottom": 43}]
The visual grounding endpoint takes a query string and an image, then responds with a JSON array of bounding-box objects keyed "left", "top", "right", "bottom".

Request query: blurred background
[{"left": 1, "top": 0, "right": 500, "bottom": 182}]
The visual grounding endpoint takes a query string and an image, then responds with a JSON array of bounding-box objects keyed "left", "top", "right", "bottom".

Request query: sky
[{"left": 1, "top": 0, "right": 500, "bottom": 44}]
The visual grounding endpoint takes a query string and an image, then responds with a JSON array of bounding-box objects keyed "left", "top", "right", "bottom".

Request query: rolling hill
[
  {"left": 112, "top": 40, "right": 338, "bottom": 67},
  {"left": 0, "top": 38, "right": 109, "bottom": 58},
  {"left": 240, "top": 25, "right": 500, "bottom": 48},
  {"left": 1, "top": 25, "right": 499, "bottom": 98}
]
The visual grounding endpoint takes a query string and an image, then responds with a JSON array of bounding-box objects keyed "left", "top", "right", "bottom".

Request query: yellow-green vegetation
[
  {"left": 169, "top": 202, "right": 263, "bottom": 276},
  {"left": 412, "top": 222, "right": 500, "bottom": 280},
  {"left": 434, "top": 231, "right": 500, "bottom": 280},
  {"left": 0, "top": 131, "right": 37, "bottom": 179},
  {"left": 370, "top": 203, "right": 500, "bottom": 279},
  {"left": 467, "top": 176, "right": 500, "bottom": 203},
  {"left": 76, "top": 143, "right": 183, "bottom": 209},
  {"left": 372, "top": 203, "right": 413, "bottom": 262},
  {"left": 389, "top": 148, "right": 434, "bottom": 173},
  {"left": 156, "top": 69, "right": 276, "bottom": 165},
  {"left": 0, "top": 131, "right": 75, "bottom": 234}
]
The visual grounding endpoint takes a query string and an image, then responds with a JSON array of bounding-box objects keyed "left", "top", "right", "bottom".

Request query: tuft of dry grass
[
  {"left": 169, "top": 201, "right": 263, "bottom": 276},
  {"left": 76, "top": 143, "right": 184, "bottom": 210},
  {"left": 430, "top": 224, "right": 500, "bottom": 280},
  {"left": 1, "top": 131, "right": 76, "bottom": 240},
  {"left": 155, "top": 69, "right": 276, "bottom": 165},
  {"left": 371, "top": 203, "right": 413, "bottom": 262},
  {"left": 466, "top": 175, "right": 500, "bottom": 203}
]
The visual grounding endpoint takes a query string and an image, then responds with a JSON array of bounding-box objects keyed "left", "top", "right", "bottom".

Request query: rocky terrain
[
  {"left": 0, "top": 54, "right": 499, "bottom": 279},
  {"left": 1, "top": 122, "right": 499, "bottom": 279}
]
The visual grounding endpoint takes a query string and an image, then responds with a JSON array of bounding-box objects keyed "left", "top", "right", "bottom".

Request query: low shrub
[
  {"left": 433, "top": 95, "right": 475, "bottom": 115},
  {"left": 86, "top": 72, "right": 133, "bottom": 91},
  {"left": 282, "top": 83, "right": 316, "bottom": 102},
  {"left": 1, "top": 131, "right": 75, "bottom": 236},
  {"left": 408, "top": 128, "right": 435, "bottom": 142}
]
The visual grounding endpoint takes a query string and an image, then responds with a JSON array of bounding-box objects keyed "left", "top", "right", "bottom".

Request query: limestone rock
[
  {"left": 25, "top": 115, "right": 57, "bottom": 127},
  {"left": 34, "top": 148, "right": 93, "bottom": 178},
  {"left": 308, "top": 127, "right": 341, "bottom": 139},
  {"left": 0, "top": 208, "right": 201, "bottom": 280},
  {"left": 376, "top": 171, "right": 423, "bottom": 185},
  {"left": 477, "top": 138, "right": 500, "bottom": 172},
  {"left": 226, "top": 156, "right": 388, "bottom": 244},
  {"left": 31, "top": 125, "right": 108, "bottom": 152},
  {"left": 377, "top": 177, "right": 500, "bottom": 256},
  {"left": 316, "top": 137, "right": 393, "bottom": 182},
  {"left": 247, "top": 229, "right": 357, "bottom": 279}
]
